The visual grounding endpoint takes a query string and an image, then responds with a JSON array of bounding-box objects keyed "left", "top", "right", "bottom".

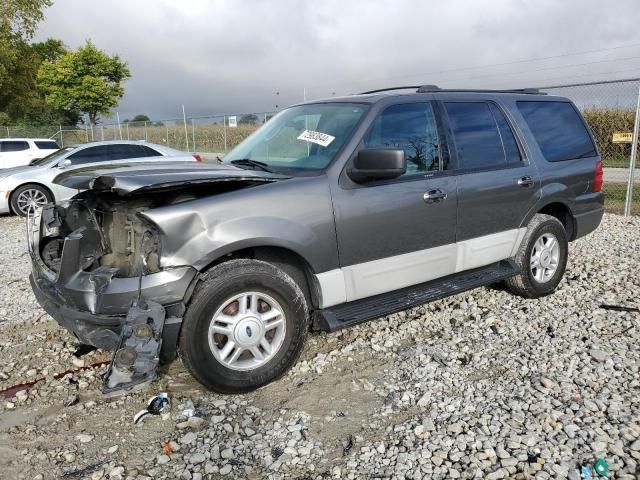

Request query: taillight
[
  {"left": 593, "top": 160, "right": 603, "bottom": 193},
  {"left": 193, "top": 153, "right": 202, "bottom": 162}
]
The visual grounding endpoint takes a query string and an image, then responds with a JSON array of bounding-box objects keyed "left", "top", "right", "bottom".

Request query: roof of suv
[
  {"left": 0, "top": 138, "right": 58, "bottom": 142},
  {"left": 307, "top": 85, "right": 561, "bottom": 105}
]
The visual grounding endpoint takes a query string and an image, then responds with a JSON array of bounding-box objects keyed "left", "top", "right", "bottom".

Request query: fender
[{"left": 520, "top": 182, "right": 575, "bottom": 227}]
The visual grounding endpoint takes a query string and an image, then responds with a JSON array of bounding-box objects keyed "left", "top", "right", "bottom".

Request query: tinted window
[
  {"left": 67, "top": 146, "right": 109, "bottom": 165},
  {"left": 489, "top": 103, "right": 521, "bottom": 164},
  {"left": 517, "top": 101, "right": 597, "bottom": 162},
  {"left": 365, "top": 103, "right": 440, "bottom": 174},
  {"left": 108, "top": 144, "right": 160, "bottom": 160},
  {"left": 445, "top": 102, "right": 505, "bottom": 169},
  {"left": 35, "top": 141, "right": 59, "bottom": 150},
  {"left": 1, "top": 141, "right": 29, "bottom": 152}
]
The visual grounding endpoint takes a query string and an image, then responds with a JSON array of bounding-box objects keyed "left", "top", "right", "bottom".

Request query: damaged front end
[
  {"left": 27, "top": 163, "right": 286, "bottom": 392},
  {"left": 27, "top": 196, "right": 197, "bottom": 392}
]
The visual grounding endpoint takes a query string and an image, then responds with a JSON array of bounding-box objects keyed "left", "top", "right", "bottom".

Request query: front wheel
[
  {"left": 180, "top": 259, "right": 308, "bottom": 393},
  {"left": 10, "top": 184, "right": 52, "bottom": 217},
  {"left": 505, "top": 213, "right": 568, "bottom": 298}
]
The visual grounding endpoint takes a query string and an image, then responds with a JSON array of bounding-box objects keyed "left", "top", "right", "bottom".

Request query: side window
[
  {"left": 365, "top": 103, "right": 440, "bottom": 175},
  {"left": 0, "top": 141, "right": 30, "bottom": 152},
  {"left": 444, "top": 102, "right": 505, "bottom": 169},
  {"left": 67, "top": 146, "right": 109, "bottom": 165},
  {"left": 35, "top": 141, "right": 60, "bottom": 150},
  {"left": 517, "top": 101, "right": 597, "bottom": 162},
  {"left": 489, "top": 104, "right": 522, "bottom": 164},
  {"left": 108, "top": 144, "right": 143, "bottom": 160},
  {"left": 133, "top": 145, "right": 162, "bottom": 157}
]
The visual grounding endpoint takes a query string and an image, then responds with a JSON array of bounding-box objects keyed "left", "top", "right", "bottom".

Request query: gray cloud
[{"left": 34, "top": 0, "right": 640, "bottom": 121}]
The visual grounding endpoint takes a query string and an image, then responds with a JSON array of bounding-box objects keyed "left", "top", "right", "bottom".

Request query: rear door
[
  {"left": 441, "top": 100, "right": 539, "bottom": 270},
  {"left": 331, "top": 101, "right": 457, "bottom": 302},
  {"left": 0, "top": 140, "right": 32, "bottom": 168}
]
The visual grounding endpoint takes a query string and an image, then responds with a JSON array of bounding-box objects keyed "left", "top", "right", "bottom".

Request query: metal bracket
[{"left": 102, "top": 299, "right": 166, "bottom": 393}]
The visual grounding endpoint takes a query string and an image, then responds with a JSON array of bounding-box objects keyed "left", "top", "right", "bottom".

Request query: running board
[{"left": 314, "top": 260, "right": 519, "bottom": 332}]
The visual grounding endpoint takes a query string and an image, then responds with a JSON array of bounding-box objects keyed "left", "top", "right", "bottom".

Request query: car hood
[
  {"left": 53, "top": 161, "right": 290, "bottom": 196},
  {"left": 0, "top": 165, "right": 36, "bottom": 177}
]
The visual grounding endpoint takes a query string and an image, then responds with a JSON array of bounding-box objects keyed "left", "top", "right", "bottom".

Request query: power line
[{"left": 306, "top": 42, "right": 640, "bottom": 98}]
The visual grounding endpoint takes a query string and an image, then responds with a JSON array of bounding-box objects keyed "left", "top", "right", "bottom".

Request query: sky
[{"left": 34, "top": 0, "right": 640, "bottom": 122}]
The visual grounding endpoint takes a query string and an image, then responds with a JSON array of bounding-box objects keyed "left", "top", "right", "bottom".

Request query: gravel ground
[{"left": 0, "top": 213, "right": 639, "bottom": 479}]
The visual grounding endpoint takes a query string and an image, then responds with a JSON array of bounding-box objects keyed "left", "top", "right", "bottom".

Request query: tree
[
  {"left": 131, "top": 114, "right": 150, "bottom": 123},
  {"left": 0, "top": 0, "right": 52, "bottom": 39},
  {"left": 239, "top": 113, "right": 259, "bottom": 125},
  {"left": 37, "top": 40, "right": 131, "bottom": 125},
  {"left": 0, "top": 0, "right": 63, "bottom": 123}
]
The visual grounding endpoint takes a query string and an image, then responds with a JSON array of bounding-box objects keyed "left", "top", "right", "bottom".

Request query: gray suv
[{"left": 28, "top": 86, "right": 604, "bottom": 393}]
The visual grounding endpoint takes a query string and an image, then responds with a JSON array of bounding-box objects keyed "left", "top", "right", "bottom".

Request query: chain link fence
[
  {"left": 1, "top": 80, "right": 639, "bottom": 215},
  {"left": 538, "top": 78, "right": 639, "bottom": 215}
]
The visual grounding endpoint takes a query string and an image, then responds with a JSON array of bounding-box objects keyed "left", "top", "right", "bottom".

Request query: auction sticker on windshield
[{"left": 297, "top": 130, "right": 335, "bottom": 147}]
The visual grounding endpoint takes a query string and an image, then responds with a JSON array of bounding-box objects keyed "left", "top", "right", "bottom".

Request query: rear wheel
[
  {"left": 10, "top": 184, "right": 52, "bottom": 217},
  {"left": 505, "top": 213, "right": 568, "bottom": 298},
  {"left": 180, "top": 259, "right": 308, "bottom": 393}
]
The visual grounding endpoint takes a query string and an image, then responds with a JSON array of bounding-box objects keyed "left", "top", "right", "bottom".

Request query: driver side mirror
[
  {"left": 57, "top": 159, "right": 72, "bottom": 169},
  {"left": 348, "top": 148, "right": 406, "bottom": 183}
]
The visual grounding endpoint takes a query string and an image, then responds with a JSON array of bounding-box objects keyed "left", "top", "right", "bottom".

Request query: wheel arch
[
  {"left": 197, "top": 245, "right": 323, "bottom": 312},
  {"left": 536, "top": 201, "right": 576, "bottom": 241},
  {"left": 9, "top": 182, "right": 55, "bottom": 215}
]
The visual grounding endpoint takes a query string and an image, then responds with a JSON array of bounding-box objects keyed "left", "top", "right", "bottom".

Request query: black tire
[
  {"left": 505, "top": 213, "right": 568, "bottom": 298},
  {"left": 10, "top": 184, "right": 52, "bottom": 217},
  {"left": 180, "top": 259, "right": 309, "bottom": 393}
]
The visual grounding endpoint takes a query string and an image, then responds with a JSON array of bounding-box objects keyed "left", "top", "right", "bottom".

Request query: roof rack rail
[{"left": 358, "top": 85, "right": 545, "bottom": 95}]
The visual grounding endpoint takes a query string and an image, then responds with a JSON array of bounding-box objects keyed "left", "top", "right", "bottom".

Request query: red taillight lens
[
  {"left": 193, "top": 153, "right": 202, "bottom": 162},
  {"left": 593, "top": 160, "right": 603, "bottom": 193}
]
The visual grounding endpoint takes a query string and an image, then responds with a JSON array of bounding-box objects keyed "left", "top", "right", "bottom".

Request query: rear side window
[
  {"left": 365, "top": 103, "right": 441, "bottom": 174},
  {"left": 0, "top": 141, "right": 29, "bottom": 152},
  {"left": 35, "top": 141, "right": 59, "bottom": 150},
  {"left": 444, "top": 102, "right": 506, "bottom": 169},
  {"left": 108, "top": 144, "right": 160, "bottom": 160},
  {"left": 517, "top": 101, "right": 597, "bottom": 162}
]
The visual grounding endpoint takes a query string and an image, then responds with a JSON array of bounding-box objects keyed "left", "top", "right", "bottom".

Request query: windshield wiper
[{"left": 229, "top": 159, "right": 274, "bottom": 172}]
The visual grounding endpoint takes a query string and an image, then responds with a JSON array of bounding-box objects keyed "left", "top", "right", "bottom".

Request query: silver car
[{"left": 0, "top": 140, "right": 199, "bottom": 216}]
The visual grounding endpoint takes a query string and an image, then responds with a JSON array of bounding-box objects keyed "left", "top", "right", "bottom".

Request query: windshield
[
  {"left": 224, "top": 103, "right": 367, "bottom": 174},
  {"left": 31, "top": 146, "right": 75, "bottom": 166}
]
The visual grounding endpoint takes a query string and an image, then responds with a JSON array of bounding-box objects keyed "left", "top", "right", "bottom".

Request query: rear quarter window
[
  {"left": 35, "top": 141, "right": 59, "bottom": 150},
  {"left": 517, "top": 101, "right": 597, "bottom": 162}
]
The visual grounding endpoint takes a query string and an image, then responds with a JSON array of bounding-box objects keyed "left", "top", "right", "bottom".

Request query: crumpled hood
[{"left": 52, "top": 161, "right": 289, "bottom": 195}]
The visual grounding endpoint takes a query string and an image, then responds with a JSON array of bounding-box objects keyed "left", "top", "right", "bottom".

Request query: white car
[
  {"left": 0, "top": 138, "right": 60, "bottom": 169},
  {"left": 0, "top": 140, "right": 201, "bottom": 216}
]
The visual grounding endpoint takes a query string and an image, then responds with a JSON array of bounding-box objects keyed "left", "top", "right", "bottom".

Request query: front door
[
  {"left": 331, "top": 102, "right": 457, "bottom": 302},
  {"left": 441, "top": 100, "right": 540, "bottom": 270}
]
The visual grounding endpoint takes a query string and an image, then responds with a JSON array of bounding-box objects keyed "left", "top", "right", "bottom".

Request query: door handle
[
  {"left": 517, "top": 175, "right": 534, "bottom": 187},
  {"left": 423, "top": 189, "right": 447, "bottom": 203}
]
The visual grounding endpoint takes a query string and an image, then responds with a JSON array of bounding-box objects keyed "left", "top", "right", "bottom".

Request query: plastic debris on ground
[{"left": 133, "top": 392, "right": 170, "bottom": 424}]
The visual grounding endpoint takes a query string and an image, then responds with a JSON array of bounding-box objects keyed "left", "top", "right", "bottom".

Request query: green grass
[{"left": 603, "top": 181, "right": 639, "bottom": 215}]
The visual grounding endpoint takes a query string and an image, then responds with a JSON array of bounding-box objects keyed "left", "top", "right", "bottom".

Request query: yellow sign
[{"left": 612, "top": 132, "right": 633, "bottom": 143}]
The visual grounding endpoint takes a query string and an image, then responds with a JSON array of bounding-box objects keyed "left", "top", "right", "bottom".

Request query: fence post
[
  {"left": 144, "top": 121, "right": 148, "bottom": 142},
  {"left": 59, "top": 125, "right": 63, "bottom": 147},
  {"left": 5, "top": 126, "right": 9, "bottom": 137},
  {"left": 90, "top": 125, "right": 94, "bottom": 142},
  {"left": 182, "top": 105, "right": 189, "bottom": 151},
  {"left": 624, "top": 85, "right": 640, "bottom": 216},
  {"left": 126, "top": 123, "right": 130, "bottom": 141},
  {"left": 100, "top": 125, "right": 104, "bottom": 141},
  {"left": 165, "top": 124, "right": 170, "bottom": 146},
  {"left": 191, "top": 119, "right": 196, "bottom": 152},
  {"left": 223, "top": 115, "right": 227, "bottom": 152},
  {"left": 85, "top": 127, "right": 89, "bottom": 143}
]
